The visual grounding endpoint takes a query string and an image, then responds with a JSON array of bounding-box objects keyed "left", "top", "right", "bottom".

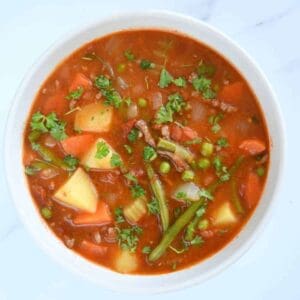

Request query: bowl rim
[{"left": 4, "top": 10, "right": 286, "bottom": 294}]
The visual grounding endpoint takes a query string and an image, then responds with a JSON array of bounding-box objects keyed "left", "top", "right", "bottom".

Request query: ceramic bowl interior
[{"left": 4, "top": 11, "right": 285, "bottom": 294}]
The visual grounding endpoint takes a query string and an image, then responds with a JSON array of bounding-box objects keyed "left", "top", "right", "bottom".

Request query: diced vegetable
[
  {"left": 145, "top": 163, "right": 169, "bottom": 231},
  {"left": 212, "top": 202, "right": 237, "bottom": 226},
  {"left": 74, "top": 103, "right": 113, "bottom": 133},
  {"left": 173, "top": 182, "right": 200, "bottom": 202},
  {"left": 198, "top": 219, "right": 209, "bottom": 230},
  {"left": 69, "top": 73, "right": 92, "bottom": 91},
  {"left": 81, "top": 138, "right": 119, "bottom": 170},
  {"left": 60, "top": 134, "right": 95, "bottom": 157},
  {"left": 138, "top": 97, "right": 148, "bottom": 108},
  {"left": 244, "top": 172, "right": 261, "bottom": 209},
  {"left": 53, "top": 167, "right": 98, "bottom": 213},
  {"left": 115, "top": 250, "right": 138, "bottom": 274},
  {"left": 41, "top": 207, "right": 52, "bottom": 219},
  {"left": 198, "top": 158, "right": 210, "bottom": 170},
  {"left": 79, "top": 240, "right": 108, "bottom": 257},
  {"left": 73, "top": 202, "right": 112, "bottom": 225},
  {"left": 218, "top": 81, "right": 244, "bottom": 104},
  {"left": 123, "top": 196, "right": 147, "bottom": 224},
  {"left": 239, "top": 139, "right": 266, "bottom": 155},
  {"left": 169, "top": 124, "right": 198, "bottom": 142},
  {"left": 181, "top": 170, "right": 195, "bottom": 182}
]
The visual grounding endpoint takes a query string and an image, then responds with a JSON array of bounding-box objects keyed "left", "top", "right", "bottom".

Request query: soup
[{"left": 23, "top": 29, "right": 269, "bottom": 274}]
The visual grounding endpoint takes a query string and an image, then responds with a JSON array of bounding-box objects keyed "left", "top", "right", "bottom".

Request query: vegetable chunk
[
  {"left": 53, "top": 167, "right": 98, "bottom": 213},
  {"left": 74, "top": 102, "right": 113, "bottom": 133},
  {"left": 123, "top": 197, "right": 147, "bottom": 224},
  {"left": 212, "top": 202, "right": 237, "bottom": 226},
  {"left": 81, "top": 138, "right": 120, "bottom": 169},
  {"left": 115, "top": 250, "right": 139, "bottom": 274},
  {"left": 61, "top": 134, "right": 95, "bottom": 157}
]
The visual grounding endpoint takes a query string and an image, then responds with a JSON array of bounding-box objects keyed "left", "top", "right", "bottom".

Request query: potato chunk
[
  {"left": 115, "top": 250, "right": 138, "bottom": 274},
  {"left": 81, "top": 138, "right": 119, "bottom": 170},
  {"left": 53, "top": 168, "right": 98, "bottom": 213},
  {"left": 74, "top": 102, "right": 113, "bottom": 133},
  {"left": 212, "top": 202, "right": 237, "bottom": 226}
]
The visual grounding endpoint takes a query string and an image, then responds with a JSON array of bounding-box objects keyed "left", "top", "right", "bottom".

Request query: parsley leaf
[
  {"left": 140, "top": 59, "right": 155, "bottom": 70},
  {"left": 124, "top": 172, "right": 138, "bottom": 184},
  {"left": 94, "top": 75, "right": 111, "bottom": 89},
  {"left": 143, "top": 146, "right": 157, "bottom": 162},
  {"left": 116, "top": 226, "right": 143, "bottom": 252},
  {"left": 175, "top": 191, "right": 188, "bottom": 201},
  {"left": 155, "top": 93, "right": 186, "bottom": 124},
  {"left": 209, "top": 113, "right": 224, "bottom": 133},
  {"left": 147, "top": 198, "right": 159, "bottom": 215},
  {"left": 110, "top": 153, "right": 122, "bottom": 167},
  {"left": 95, "top": 141, "right": 110, "bottom": 159},
  {"left": 127, "top": 128, "right": 139, "bottom": 142},
  {"left": 190, "top": 235, "right": 204, "bottom": 246},
  {"left": 198, "top": 188, "right": 213, "bottom": 200},
  {"left": 114, "top": 207, "right": 125, "bottom": 224},
  {"left": 30, "top": 112, "right": 67, "bottom": 141},
  {"left": 63, "top": 155, "right": 79, "bottom": 169},
  {"left": 197, "top": 63, "right": 216, "bottom": 77},
  {"left": 142, "top": 246, "right": 152, "bottom": 254},
  {"left": 213, "top": 156, "right": 230, "bottom": 182},
  {"left": 159, "top": 68, "right": 174, "bottom": 88},
  {"left": 130, "top": 184, "right": 145, "bottom": 199},
  {"left": 192, "top": 75, "right": 216, "bottom": 99},
  {"left": 173, "top": 76, "right": 187, "bottom": 87},
  {"left": 65, "top": 87, "right": 84, "bottom": 100},
  {"left": 216, "top": 137, "right": 228, "bottom": 148},
  {"left": 124, "top": 50, "right": 135, "bottom": 61}
]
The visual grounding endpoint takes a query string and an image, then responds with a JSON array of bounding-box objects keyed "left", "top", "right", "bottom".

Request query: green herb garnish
[
  {"left": 110, "top": 153, "right": 122, "bottom": 167},
  {"left": 116, "top": 226, "right": 143, "bottom": 252},
  {"left": 95, "top": 141, "right": 110, "bottom": 159},
  {"left": 143, "top": 146, "right": 157, "bottom": 162}
]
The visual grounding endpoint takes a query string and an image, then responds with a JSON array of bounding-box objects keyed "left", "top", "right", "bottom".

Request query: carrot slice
[
  {"left": 61, "top": 134, "right": 95, "bottom": 157},
  {"left": 69, "top": 73, "right": 92, "bottom": 91},
  {"left": 239, "top": 139, "right": 266, "bottom": 155},
  {"left": 73, "top": 202, "right": 113, "bottom": 226},
  {"left": 42, "top": 92, "right": 67, "bottom": 116},
  {"left": 79, "top": 240, "right": 108, "bottom": 257},
  {"left": 244, "top": 172, "right": 262, "bottom": 209},
  {"left": 219, "top": 81, "right": 245, "bottom": 104}
]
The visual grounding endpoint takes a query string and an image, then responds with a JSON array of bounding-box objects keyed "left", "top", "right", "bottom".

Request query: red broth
[{"left": 23, "top": 29, "right": 269, "bottom": 274}]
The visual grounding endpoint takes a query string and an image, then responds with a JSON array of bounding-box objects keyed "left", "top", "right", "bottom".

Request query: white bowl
[{"left": 4, "top": 11, "right": 285, "bottom": 294}]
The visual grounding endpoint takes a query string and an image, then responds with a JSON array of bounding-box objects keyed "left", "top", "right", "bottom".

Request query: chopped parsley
[
  {"left": 190, "top": 235, "right": 204, "bottom": 246},
  {"left": 192, "top": 75, "right": 216, "bottom": 99},
  {"left": 63, "top": 155, "right": 79, "bottom": 169},
  {"left": 216, "top": 137, "right": 229, "bottom": 148},
  {"left": 114, "top": 207, "right": 125, "bottom": 224},
  {"left": 142, "top": 246, "right": 152, "bottom": 254},
  {"left": 197, "top": 63, "right": 216, "bottom": 77},
  {"left": 175, "top": 191, "right": 188, "bottom": 201},
  {"left": 116, "top": 226, "right": 143, "bottom": 252},
  {"left": 155, "top": 93, "right": 186, "bottom": 124},
  {"left": 124, "top": 49, "right": 135, "bottom": 61},
  {"left": 30, "top": 112, "right": 67, "bottom": 141},
  {"left": 147, "top": 198, "right": 159, "bottom": 215},
  {"left": 130, "top": 184, "right": 146, "bottom": 199},
  {"left": 140, "top": 59, "right": 155, "bottom": 70},
  {"left": 198, "top": 188, "right": 213, "bottom": 200},
  {"left": 159, "top": 68, "right": 174, "bottom": 88},
  {"left": 127, "top": 128, "right": 139, "bottom": 142},
  {"left": 65, "top": 86, "right": 84, "bottom": 100},
  {"left": 110, "top": 153, "right": 122, "bottom": 167},
  {"left": 94, "top": 75, "right": 122, "bottom": 108},
  {"left": 213, "top": 156, "right": 230, "bottom": 182},
  {"left": 124, "top": 172, "right": 138, "bottom": 184},
  {"left": 209, "top": 113, "right": 224, "bottom": 133},
  {"left": 95, "top": 141, "right": 110, "bottom": 159},
  {"left": 143, "top": 146, "right": 157, "bottom": 162},
  {"left": 173, "top": 76, "right": 187, "bottom": 87}
]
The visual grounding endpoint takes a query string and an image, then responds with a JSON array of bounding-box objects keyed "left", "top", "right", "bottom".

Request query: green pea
[
  {"left": 201, "top": 142, "right": 214, "bottom": 157},
  {"left": 41, "top": 207, "right": 52, "bottom": 220},
  {"left": 256, "top": 166, "right": 265, "bottom": 177},
  {"left": 198, "top": 219, "right": 209, "bottom": 230},
  {"left": 181, "top": 170, "right": 195, "bottom": 182},
  {"left": 138, "top": 97, "right": 147, "bottom": 108},
  {"left": 198, "top": 158, "right": 210, "bottom": 170},
  {"left": 117, "top": 63, "right": 126, "bottom": 73},
  {"left": 159, "top": 161, "right": 171, "bottom": 174}
]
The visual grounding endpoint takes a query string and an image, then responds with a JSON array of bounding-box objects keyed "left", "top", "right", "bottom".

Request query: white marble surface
[{"left": 0, "top": 0, "right": 299, "bottom": 299}]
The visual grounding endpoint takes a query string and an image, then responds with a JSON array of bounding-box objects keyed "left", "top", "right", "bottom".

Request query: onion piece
[
  {"left": 172, "top": 182, "right": 200, "bottom": 202},
  {"left": 116, "top": 76, "right": 128, "bottom": 90},
  {"left": 127, "top": 103, "right": 138, "bottom": 119}
]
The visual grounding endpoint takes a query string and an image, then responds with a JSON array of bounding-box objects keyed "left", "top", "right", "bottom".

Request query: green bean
[
  {"left": 184, "top": 206, "right": 206, "bottom": 241},
  {"left": 231, "top": 179, "right": 244, "bottom": 214},
  {"left": 31, "top": 142, "right": 73, "bottom": 171},
  {"left": 145, "top": 163, "right": 169, "bottom": 231},
  {"left": 28, "top": 130, "right": 42, "bottom": 143},
  {"left": 148, "top": 155, "right": 244, "bottom": 262},
  {"left": 157, "top": 138, "right": 195, "bottom": 164},
  {"left": 25, "top": 160, "right": 56, "bottom": 175}
]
